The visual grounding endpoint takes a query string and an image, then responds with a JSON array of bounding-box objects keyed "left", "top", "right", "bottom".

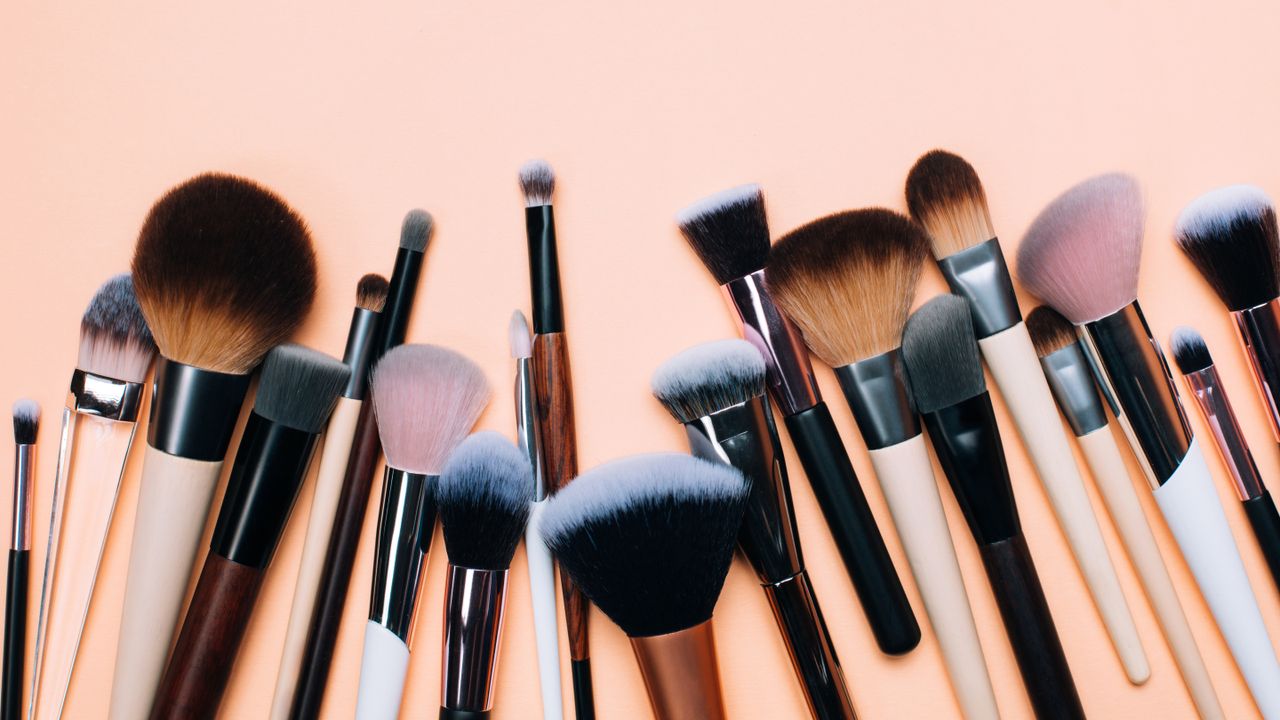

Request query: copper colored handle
[{"left": 630, "top": 621, "right": 726, "bottom": 720}]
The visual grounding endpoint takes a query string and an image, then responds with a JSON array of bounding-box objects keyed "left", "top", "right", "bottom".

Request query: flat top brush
[{"left": 6, "top": 400, "right": 39, "bottom": 720}]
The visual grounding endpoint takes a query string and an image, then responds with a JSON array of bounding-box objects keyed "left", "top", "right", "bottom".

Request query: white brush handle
[
  {"left": 1076, "top": 427, "right": 1223, "bottom": 719},
  {"left": 355, "top": 621, "right": 411, "bottom": 720},
  {"left": 980, "top": 322, "right": 1149, "bottom": 684},
  {"left": 869, "top": 436, "right": 999, "bottom": 720},
  {"left": 1154, "top": 439, "right": 1280, "bottom": 719},
  {"left": 525, "top": 500, "right": 564, "bottom": 720},
  {"left": 108, "top": 446, "right": 223, "bottom": 720}
]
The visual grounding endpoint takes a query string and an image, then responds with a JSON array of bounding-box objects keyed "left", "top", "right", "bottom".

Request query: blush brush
[{"left": 6, "top": 401, "right": 39, "bottom": 720}]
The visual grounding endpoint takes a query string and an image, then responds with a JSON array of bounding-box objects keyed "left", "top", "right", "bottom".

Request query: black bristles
[
  {"left": 675, "top": 185, "right": 771, "bottom": 284},
  {"left": 650, "top": 339, "right": 766, "bottom": 424},
  {"left": 1170, "top": 326, "right": 1214, "bottom": 375},
  {"left": 438, "top": 431, "right": 534, "bottom": 570},
  {"left": 254, "top": 344, "right": 350, "bottom": 433},
  {"left": 12, "top": 400, "right": 39, "bottom": 445},
  {"left": 400, "top": 209, "right": 434, "bottom": 252},
  {"left": 518, "top": 160, "right": 556, "bottom": 207},
  {"left": 1174, "top": 186, "right": 1280, "bottom": 311},
  {"left": 901, "top": 295, "right": 986, "bottom": 413}
]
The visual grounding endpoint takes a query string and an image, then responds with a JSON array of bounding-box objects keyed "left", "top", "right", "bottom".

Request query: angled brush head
[
  {"left": 1025, "top": 305, "right": 1080, "bottom": 358},
  {"left": 651, "top": 339, "right": 766, "bottom": 423},
  {"left": 79, "top": 273, "right": 157, "bottom": 383},
  {"left": 767, "top": 208, "right": 929, "bottom": 365},
  {"left": 902, "top": 295, "right": 986, "bottom": 413},
  {"left": 540, "top": 453, "right": 748, "bottom": 637},
  {"left": 356, "top": 273, "right": 389, "bottom": 312},
  {"left": 371, "top": 344, "right": 492, "bottom": 474},
  {"left": 438, "top": 431, "right": 534, "bottom": 570},
  {"left": 254, "top": 344, "right": 350, "bottom": 433},
  {"left": 12, "top": 399, "right": 40, "bottom": 445},
  {"left": 400, "top": 209, "right": 434, "bottom": 252},
  {"left": 905, "top": 150, "right": 996, "bottom": 259},
  {"left": 1170, "top": 326, "right": 1214, "bottom": 375},
  {"left": 518, "top": 160, "right": 556, "bottom": 207},
  {"left": 1174, "top": 185, "right": 1280, "bottom": 311},
  {"left": 1016, "top": 173, "right": 1145, "bottom": 324},
  {"left": 508, "top": 310, "right": 532, "bottom": 359},
  {"left": 675, "top": 184, "right": 771, "bottom": 284}
]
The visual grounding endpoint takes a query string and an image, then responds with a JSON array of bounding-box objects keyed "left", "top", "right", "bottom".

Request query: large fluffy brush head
[
  {"left": 1173, "top": 185, "right": 1279, "bottom": 311},
  {"left": 400, "top": 209, "right": 434, "bottom": 252},
  {"left": 78, "top": 273, "right": 157, "bottom": 383},
  {"left": 767, "top": 209, "right": 930, "bottom": 365},
  {"left": 902, "top": 295, "right": 986, "bottom": 412},
  {"left": 540, "top": 453, "right": 749, "bottom": 637},
  {"left": 508, "top": 310, "right": 532, "bottom": 359},
  {"left": 905, "top": 150, "right": 996, "bottom": 259},
  {"left": 1170, "top": 326, "right": 1214, "bottom": 375},
  {"left": 1025, "top": 305, "right": 1080, "bottom": 358},
  {"left": 675, "top": 184, "right": 771, "bottom": 284},
  {"left": 132, "top": 173, "right": 317, "bottom": 374},
  {"left": 650, "top": 339, "right": 766, "bottom": 423},
  {"left": 371, "top": 344, "right": 492, "bottom": 474},
  {"left": 1016, "top": 173, "right": 1145, "bottom": 324},
  {"left": 438, "top": 431, "right": 534, "bottom": 570},
  {"left": 518, "top": 160, "right": 556, "bottom": 207},
  {"left": 254, "top": 344, "right": 350, "bottom": 433},
  {"left": 12, "top": 399, "right": 40, "bottom": 445},
  {"left": 356, "top": 273, "right": 389, "bottom": 312}
]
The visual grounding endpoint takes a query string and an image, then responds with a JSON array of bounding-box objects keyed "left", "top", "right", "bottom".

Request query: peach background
[{"left": 3, "top": 1, "right": 1280, "bottom": 718}]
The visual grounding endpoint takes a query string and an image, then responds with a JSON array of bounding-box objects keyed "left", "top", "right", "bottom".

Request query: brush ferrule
[
  {"left": 922, "top": 392, "right": 1018, "bottom": 546},
  {"left": 629, "top": 620, "right": 726, "bottom": 720},
  {"left": 683, "top": 394, "right": 804, "bottom": 584},
  {"left": 834, "top": 349, "right": 920, "bottom": 450},
  {"left": 1039, "top": 342, "right": 1108, "bottom": 437},
  {"left": 1231, "top": 298, "right": 1280, "bottom": 441},
  {"left": 370, "top": 467, "right": 433, "bottom": 642},
  {"left": 381, "top": 246, "right": 426, "bottom": 355},
  {"left": 514, "top": 357, "right": 546, "bottom": 501},
  {"left": 146, "top": 357, "right": 252, "bottom": 460},
  {"left": 935, "top": 239, "right": 1021, "bottom": 338},
  {"left": 341, "top": 306, "right": 381, "bottom": 400},
  {"left": 11, "top": 444, "right": 33, "bottom": 550},
  {"left": 69, "top": 369, "right": 144, "bottom": 422},
  {"left": 525, "top": 205, "right": 564, "bottom": 334},
  {"left": 1183, "top": 365, "right": 1265, "bottom": 502},
  {"left": 722, "top": 270, "right": 820, "bottom": 416},
  {"left": 440, "top": 565, "right": 509, "bottom": 713}
]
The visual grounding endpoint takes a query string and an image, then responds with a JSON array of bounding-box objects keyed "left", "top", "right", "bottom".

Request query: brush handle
[
  {"left": 4, "top": 550, "right": 27, "bottom": 720},
  {"left": 783, "top": 403, "right": 919, "bottom": 655},
  {"left": 355, "top": 621, "right": 411, "bottom": 720},
  {"left": 1242, "top": 490, "right": 1280, "bottom": 593},
  {"left": 762, "top": 572, "right": 856, "bottom": 720},
  {"left": 525, "top": 501, "right": 564, "bottom": 720},
  {"left": 439, "top": 710, "right": 488, "bottom": 720}
]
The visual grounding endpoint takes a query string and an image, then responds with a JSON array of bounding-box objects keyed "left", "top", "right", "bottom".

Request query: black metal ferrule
[
  {"left": 379, "top": 246, "right": 426, "bottom": 356},
  {"left": 922, "top": 392, "right": 1019, "bottom": 546},
  {"left": 525, "top": 205, "right": 564, "bottom": 334},
  {"left": 439, "top": 709, "right": 489, "bottom": 720},
  {"left": 834, "top": 349, "right": 920, "bottom": 451},
  {"left": 935, "top": 238, "right": 1022, "bottom": 339},
  {"left": 342, "top": 307, "right": 381, "bottom": 400},
  {"left": 147, "top": 357, "right": 253, "bottom": 461}
]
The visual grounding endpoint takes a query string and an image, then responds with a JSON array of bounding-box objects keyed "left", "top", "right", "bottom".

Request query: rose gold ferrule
[
  {"left": 1183, "top": 364, "right": 1265, "bottom": 501},
  {"left": 722, "top": 270, "right": 820, "bottom": 416},
  {"left": 629, "top": 620, "right": 726, "bottom": 720},
  {"left": 1231, "top": 297, "right": 1280, "bottom": 442},
  {"left": 440, "top": 565, "right": 509, "bottom": 712}
]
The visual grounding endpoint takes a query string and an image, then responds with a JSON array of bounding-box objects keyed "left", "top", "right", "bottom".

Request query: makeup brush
[
  {"left": 906, "top": 151, "right": 1146, "bottom": 684},
  {"left": 1016, "top": 173, "right": 1280, "bottom": 717},
  {"left": 677, "top": 185, "right": 919, "bottom": 655},
  {"left": 652, "top": 340, "right": 857, "bottom": 720},
  {"left": 291, "top": 209, "right": 433, "bottom": 720},
  {"left": 110, "top": 173, "right": 317, "bottom": 720},
  {"left": 1171, "top": 326, "right": 1280, "bottom": 592},
  {"left": 436, "top": 431, "right": 533, "bottom": 720},
  {"left": 355, "top": 344, "right": 491, "bottom": 720},
  {"left": 149, "top": 345, "right": 348, "bottom": 720},
  {"left": 270, "top": 274, "right": 387, "bottom": 720},
  {"left": 6, "top": 401, "right": 39, "bottom": 720},
  {"left": 902, "top": 296, "right": 1084, "bottom": 720},
  {"left": 540, "top": 453, "right": 749, "bottom": 720},
  {"left": 1026, "top": 307, "right": 1223, "bottom": 719},
  {"left": 766, "top": 209, "right": 999, "bottom": 719}
]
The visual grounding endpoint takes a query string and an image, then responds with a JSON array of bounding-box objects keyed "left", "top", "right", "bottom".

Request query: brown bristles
[
  {"left": 766, "top": 209, "right": 930, "bottom": 366},
  {"left": 132, "top": 173, "right": 317, "bottom": 374},
  {"left": 356, "top": 273, "right": 389, "bottom": 312},
  {"left": 1025, "top": 306, "right": 1080, "bottom": 358},
  {"left": 905, "top": 149, "right": 996, "bottom": 259}
]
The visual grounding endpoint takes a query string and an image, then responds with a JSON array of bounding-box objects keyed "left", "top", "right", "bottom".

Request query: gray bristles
[
  {"left": 518, "top": 160, "right": 556, "bottom": 207},
  {"left": 400, "top": 209, "right": 435, "bottom": 252},
  {"left": 901, "top": 295, "right": 986, "bottom": 413},
  {"left": 650, "top": 339, "right": 766, "bottom": 423},
  {"left": 1170, "top": 326, "right": 1214, "bottom": 375},
  {"left": 12, "top": 399, "right": 40, "bottom": 445},
  {"left": 254, "top": 344, "right": 351, "bottom": 433},
  {"left": 438, "top": 431, "right": 534, "bottom": 570},
  {"left": 78, "top": 273, "right": 157, "bottom": 383},
  {"left": 509, "top": 310, "right": 532, "bottom": 359}
]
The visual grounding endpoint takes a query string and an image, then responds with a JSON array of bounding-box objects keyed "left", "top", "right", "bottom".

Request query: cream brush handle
[{"left": 525, "top": 499, "right": 563, "bottom": 720}]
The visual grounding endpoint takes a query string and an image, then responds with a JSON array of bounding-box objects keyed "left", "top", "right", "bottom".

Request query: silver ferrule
[
  {"left": 1231, "top": 297, "right": 1280, "bottom": 442},
  {"left": 833, "top": 349, "right": 920, "bottom": 450},
  {"left": 1183, "top": 364, "right": 1265, "bottom": 502},
  {"left": 69, "top": 369, "right": 144, "bottom": 422},
  {"left": 440, "top": 565, "right": 509, "bottom": 712},
  {"left": 11, "top": 444, "right": 33, "bottom": 550},
  {"left": 1039, "top": 341, "right": 1109, "bottom": 437},
  {"left": 935, "top": 238, "right": 1022, "bottom": 339},
  {"left": 369, "top": 467, "right": 432, "bottom": 642},
  {"left": 723, "top": 270, "right": 820, "bottom": 416},
  {"left": 514, "top": 357, "right": 547, "bottom": 501}
]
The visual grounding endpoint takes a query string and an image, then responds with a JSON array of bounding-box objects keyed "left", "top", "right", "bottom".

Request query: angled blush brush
[{"left": 6, "top": 401, "right": 39, "bottom": 720}]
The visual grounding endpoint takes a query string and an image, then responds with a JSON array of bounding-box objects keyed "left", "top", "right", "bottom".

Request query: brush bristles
[
  {"left": 767, "top": 209, "right": 929, "bottom": 365},
  {"left": 651, "top": 339, "right": 766, "bottom": 423},
  {"left": 1170, "top": 326, "right": 1214, "bottom": 375},
  {"left": 539, "top": 453, "right": 748, "bottom": 637},
  {"left": 518, "top": 160, "right": 556, "bottom": 207},
  {"left": 508, "top": 310, "right": 532, "bottom": 359},
  {"left": 78, "top": 273, "right": 156, "bottom": 383},
  {"left": 400, "top": 209, "right": 434, "bottom": 252},
  {"left": 905, "top": 150, "right": 996, "bottom": 259},
  {"left": 1174, "top": 185, "right": 1280, "bottom": 311},
  {"left": 1015, "top": 173, "right": 1145, "bottom": 325},
  {"left": 356, "top": 274, "right": 389, "bottom": 312},
  {"left": 254, "top": 344, "right": 350, "bottom": 433},
  {"left": 902, "top": 295, "right": 986, "bottom": 412},
  {"left": 371, "top": 344, "right": 492, "bottom": 474},
  {"left": 438, "top": 431, "right": 534, "bottom": 570},
  {"left": 132, "top": 173, "right": 317, "bottom": 374},
  {"left": 12, "top": 399, "right": 39, "bottom": 445},
  {"left": 1025, "top": 306, "right": 1080, "bottom": 358},
  {"left": 675, "top": 184, "right": 771, "bottom": 284}
]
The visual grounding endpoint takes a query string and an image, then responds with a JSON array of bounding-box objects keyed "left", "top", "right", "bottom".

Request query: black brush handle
[
  {"left": 2, "top": 550, "right": 26, "bottom": 720},
  {"left": 764, "top": 572, "right": 857, "bottom": 719},
  {"left": 571, "top": 658, "right": 595, "bottom": 720},
  {"left": 784, "top": 404, "right": 919, "bottom": 655},
  {"left": 1243, "top": 490, "right": 1280, "bottom": 592},
  {"left": 440, "top": 709, "right": 489, "bottom": 720},
  {"left": 979, "top": 534, "right": 1083, "bottom": 720}
]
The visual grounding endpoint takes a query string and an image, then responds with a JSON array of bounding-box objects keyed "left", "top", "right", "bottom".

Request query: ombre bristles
[
  {"left": 78, "top": 274, "right": 156, "bottom": 383},
  {"left": 904, "top": 150, "right": 996, "bottom": 259},
  {"left": 1170, "top": 326, "right": 1214, "bottom": 375},
  {"left": 1174, "top": 185, "right": 1280, "bottom": 312},
  {"left": 12, "top": 400, "right": 40, "bottom": 445},
  {"left": 650, "top": 340, "right": 766, "bottom": 424},
  {"left": 254, "top": 345, "right": 350, "bottom": 434},
  {"left": 509, "top": 310, "right": 532, "bottom": 360},
  {"left": 356, "top": 274, "right": 390, "bottom": 313},
  {"left": 400, "top": 210, "right": 435, "bottom": 253},
  {"left": 438, "top": 431, "right": 534, "bottom": 571},
  {"left": 676, "top": 185, "right": 771, "bottom": 285},
  {"left": 518, "top": 160, "right": 556, "bottom": 208},
  {"left": 901, "top": 295, "right": 986, "bottom": 414},
  {"left": 1025, "top": 306, "right": 1081, "bottom": 359}
]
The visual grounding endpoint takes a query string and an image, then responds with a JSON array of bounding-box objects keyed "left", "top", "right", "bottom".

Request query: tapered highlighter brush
[
  {"left": 1026, "top": 308, "right": 1223, "bottom": 719},
  {"left": 6, "top": 401, "right": 39, "bottom": 720},
  {"left": 355, "top": 344, "right": 491, "bottom": 720},
  {"left": 1016, "top": 173, "right": 1280, "bottom": 718},
  {"left": 902, "top": 296, "right": 1084, "bottom": 720},
  {"left": 652, "top": 340, "right": 857, "bottom": 720},
  {"left": 906, "top": 151, "right": 1147, "bottom": 683},
  {"left": 29, "top": 275, "right": 156, "bottom": 720},
  {"left": 677, "top": 185, "right": 919, "bottom": 655},
  {"left": 540, "top": 454, "right": 749, "bottom": 720}
]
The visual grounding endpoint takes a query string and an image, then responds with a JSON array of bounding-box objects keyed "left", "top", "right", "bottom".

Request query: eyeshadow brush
[{"left": 5, "top": 401, "right": 39, "bottom": 720}]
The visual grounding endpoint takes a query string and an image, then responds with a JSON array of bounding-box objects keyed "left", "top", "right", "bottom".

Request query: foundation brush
[
  {"left": 902, "top": 296, "right": 1084, "bottom": 720},
  {"left": 5, "top": 401, "right": 39, "bottom": 720},
  {"left": 652, "top": 340, "right": 857, "bottom": 720},
  {"left": 540, "top": 453, "right": 749, "bottom": 720},
  {"left": 906, "top": 151, "right": 1146, "bottom": 683},
  {"left": 1016, "top": 173, "right": 1280, "bottom": 718},
  {"left": 111, "top": 173, "right": 317, "bottom": 720},
  {"left": 677, "top": 185, "right": 919, "bottom": 655},
  {"left": 29, "top": 275, "right": 156, "bottom": 720},
  {"left": 766, "top": 209, "right": 1000, "bottom": 719}
]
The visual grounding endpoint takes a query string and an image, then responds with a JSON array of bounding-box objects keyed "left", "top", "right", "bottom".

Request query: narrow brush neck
[
  {"left": 525, "top": 205, "right": 564, "bottom": 334},
  {"left": 370, "top": 467, "right": 434, "bottom": 642},
  {"left": 341, "top": 306, "right": 381, "bottom": 400},
  {"left": 1231, "top": 297, "right": 1280, "bottom": 441},
  {"left": 922, "top": 392, "right": 1018, "bottom": 545},
  {"left": 722, "top": 270, "right": 820, "bottom": 416},
  {"left": 514, "top": 356, "right": 546, "bottom": 500},
  {"left": 147, "top": 357, "right": 252, "bottom": 460},
  {"left": 69, "top": 369, "right": 144, "bottom": 422},
  {"left": 1039, "top": 341, "right": 1108, "bottom": 437},
  {"left": 1183, "top": 364, "right": 1265, "bottom": 502},
  {"left": 11, "top": 443, "right": 33, "bottom": 550},
  {"left": 833, "top": 348, "right": 920, "bottom": 450},
  {"left": 630, "top": 620, "right": 726, "bottom": 720},
  {"left": 379, "top": 246, "right": 426, "bottom": 356},
  {"left": 935, "top": 238, "right": 1021, "bottom": 339},
  {"left": 440, "top": 565, "right": 509, "bottom": 713}
]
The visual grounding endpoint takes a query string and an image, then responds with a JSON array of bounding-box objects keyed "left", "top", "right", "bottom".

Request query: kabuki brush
[
  {"left": 540, "top": 454, "right": 749, "bottom": 720},
  {"left": 1016, "top": 173, "right": 1280, "bottom": 717},
  {"left": 436, "top": 432, "right": 533, "bottom": 720},
  {"left": 1027, "top": 308, "right": 1223, "bottom": 719},
  {"left": 111, "top": 173, "right": 317, "bottom": 720},
  {"left": 652, "top": 340, "right": 856, "bottom": 720},
  {"left": 6, "top": 401, "right": 39, "bottom": 720},
  {"left": 149, "top": 345, "right": 348, "bottom": 720},
  {"left": 677, "top": 185, "right": 919, "bottom": 655},
  {"left": 355, "top": 344, "right": 490, "bottom": 720},
  {"left": 906, "top": 151, "right": 1146, "bottom": 683},
  {"left": 902, "top": 296, "right": 1084, "bottom": 720}
]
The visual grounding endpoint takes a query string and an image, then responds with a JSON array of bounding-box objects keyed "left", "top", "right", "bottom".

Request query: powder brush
[{"left": 6, "top": 401, "right": 39, "bottom": 720}]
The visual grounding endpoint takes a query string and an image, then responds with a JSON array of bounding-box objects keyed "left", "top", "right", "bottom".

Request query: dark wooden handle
[{"left": 3, "top": 550, "right": 27, "bottom": 720}]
